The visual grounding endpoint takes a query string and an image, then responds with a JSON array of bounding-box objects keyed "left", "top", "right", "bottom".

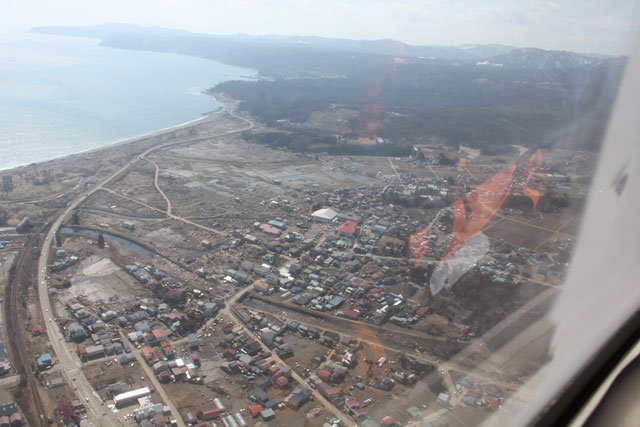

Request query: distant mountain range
[
  {"left": 30, "top": 24, "right": 614, "bottom": 74},
  {"left": 30, "top": 24, "right": 625, "bottom": 152},
  {"left": 481, "top": 47, "right": 599, "bottom": 70}
]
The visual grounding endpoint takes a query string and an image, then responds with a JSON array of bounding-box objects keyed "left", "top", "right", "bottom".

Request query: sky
[{"left": 3, "top": 0, "right": 638, "bottom": 54}]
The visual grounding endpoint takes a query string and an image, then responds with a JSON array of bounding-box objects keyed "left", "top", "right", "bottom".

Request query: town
[{"left": 0, "top": 106, "right": 593, "bottom": 427}]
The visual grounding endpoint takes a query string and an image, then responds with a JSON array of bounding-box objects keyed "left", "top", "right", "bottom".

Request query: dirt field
[
  {"left": 483, "top": 218, "right": 554, "bottom": 249},
  {"left": 556, "top": 215, "right": 582, "bottom": 237},
  {"left": 49, "top": 240, "right": 156, "bottom": 319},
  {"left": 104, "top": 167, "right": 168, "bottom": 211}
]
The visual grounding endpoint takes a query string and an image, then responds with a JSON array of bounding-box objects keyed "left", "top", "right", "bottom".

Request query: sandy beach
[{"left": 0, "top": 94, "right": 247, "bottom": 231}]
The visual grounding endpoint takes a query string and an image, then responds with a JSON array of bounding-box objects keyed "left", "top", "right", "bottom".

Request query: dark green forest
[
  {"left": 32, "top": 24, "right": 626, "bottom": 154},
  {"left": 214, "top": 58, "right": 624, "bottom": 152}
]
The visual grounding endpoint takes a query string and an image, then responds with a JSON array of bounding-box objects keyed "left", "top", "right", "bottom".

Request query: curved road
[
  {"left": 36, "top": 107, "right": 253, "bottom": 425},
  {"left": 145, "top": 158, "right": 173, "bottom": 216}
]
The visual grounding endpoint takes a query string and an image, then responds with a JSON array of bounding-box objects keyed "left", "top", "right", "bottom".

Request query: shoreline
[
  {"left": 0, "top": 102, "right": 226, "bottom": 174},
  {"left": 0, "top": 29, "right": 258, "bottom": 174},
  {"left": 0, "top": 93, "right": 246, "bottom": 205}
]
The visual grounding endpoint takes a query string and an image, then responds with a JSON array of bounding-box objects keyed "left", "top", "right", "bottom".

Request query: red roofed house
[
  {"left": 485, "top": 400, "right": 500, "bottom": 411},
  {"left": 249, "top": 405, "right": 264, "bottom": 418},
  {"left": 141, "top": 346, "right": 157, "bottom": 363},
  {"left": 31, "top": 326, "right": 43, "bottom": 336},
  {"left": 152, "top": 328, "right": 167, "bottom": 341},
  {"left": 168, "top": 312, "right": 187, "bottom": 322},
  {"left": 157, "top": 371, "right": 171, "bottom": 383},
  {"left": 344, "top": 397, "right": 365, "bottom": 417},
  {"left": 202, "top": 409, "right": 221, "bottom": 420},
  {"left": 368, "top": 287, "right": 385, "bottom": 296},
  {"left": 191, "top": 352, "right": 201, "bottom": 366},
  {"left": 416, "top": 307, "right": 429, "bottom": 317},
  {"left": 382, "top": 416, "right": 397, "bottom": 426},
  {"left": 353, "top": 281, "right": 373, "bottom": 290},
  {"left": 259, "top": 224, "right": 281, "bottom": 236},
  {"left": 273, "top": 375, "right": 289, "bottom": 389},
  {"left": 161, "top": 341, "right": 174, "bottom": 357},
  {"left": 316, "top": 369, "right": 331, "bottom": 382},
  {"left": 338, "top": 310, "right": 361, "bottom": 320},
  {"left": 268, "top": 365, "right": 281, "bottom": 377},
  {"left": 338, "top": 221, "right": 358, "bottom": 237},
  {"left": 318, "top": 383, "right": 343, "bottom": 406},
  {"left": 222, "top": 323, "right": 235, "bottom": 334},
  {"left": 76, "top": 345, "right": 87, "bottom": 358}
]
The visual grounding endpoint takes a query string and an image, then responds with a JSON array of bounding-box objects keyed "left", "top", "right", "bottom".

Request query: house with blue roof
[{"left": 36, "top": 353, "right": 52, "bottom": 370}]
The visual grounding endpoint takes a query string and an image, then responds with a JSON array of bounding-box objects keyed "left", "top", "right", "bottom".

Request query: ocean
[{"left": 0, "top": 30, "right": 256, "bottom": 171}]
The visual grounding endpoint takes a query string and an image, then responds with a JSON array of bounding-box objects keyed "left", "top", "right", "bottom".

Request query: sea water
[{"left": 0, "top": 30, "right": 256, "bottom": 170}]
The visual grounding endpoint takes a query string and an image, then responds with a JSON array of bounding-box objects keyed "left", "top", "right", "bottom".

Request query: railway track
[{"left": 6, "top": 237, "right": 47, "bottom": 426}]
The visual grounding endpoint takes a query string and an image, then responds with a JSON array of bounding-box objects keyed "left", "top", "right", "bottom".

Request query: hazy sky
[{"left": 3, "top": 0, "right": 638, "bottom": 54}]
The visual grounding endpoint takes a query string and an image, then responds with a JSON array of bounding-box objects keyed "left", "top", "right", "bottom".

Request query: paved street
[{"left": 36, "top": 109, "right": 254, "bottom": 425}]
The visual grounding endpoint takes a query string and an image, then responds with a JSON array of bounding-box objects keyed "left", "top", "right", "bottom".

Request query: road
[
  {"left": 252, "top": 293, "right": 452, "bottom": 344},
  {"left": 100, "top": 188, "right": 227, "bottom": 237},
  {"left": 130, "top": 346, "right": 185, "bottom": 427},
  {"left": 481, "top": 265, "right": 560, "bottom": 289},
  {"left": 462, "top": 166, "right": 477, "bottom": 181},
  {"left": 0, "top": 169, "right": 104, "bottom": 206},
  {"left": 532, "top": 215, "right": 575, "bottom": 251},
  {"left": 145, "top": 158, "right": 172, "bottom": 217},
  {"left": 220, "top": 290, "right": 356, "bottom": 427},
  {"left": 36, "top": 106, "right": 254, "bottom": 425},
  {"left": 264, "top": 307, "right": 520, "bottom": 391},
  {"left": 259, "top": 301, "right": 548, "bottom": 422},
  {"left": 231, "top": 285, "right": 538, "bottom": 421},
  {"left": 493, "top": 212, "right": 573, "bottom": 236},
  {"left": 28, "top": 99, "right": 551, "bottom": 423},
  {"left": 388, "top": 158, "right": 401, "bottom": 179},
  {"left": 427, "top": 163, "right": 441, "bottom": 180}
]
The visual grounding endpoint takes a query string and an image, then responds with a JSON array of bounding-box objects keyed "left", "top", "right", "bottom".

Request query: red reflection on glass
[
  {"left": 522, "top": 149, "right": 544, "bottom": 208},
  {"left": 442, "top": 164, "right": 516, "bottom": 259},
  {"left": 408, "top": 224, "right": 432, "bottom": 259},
  {"left": 356, "top": 103, "right": 384, "bottom": 139},
  {"left": 408, "top": 163, "right": 518, "bottom": 261},
  {"left": 354, "top": 82, "right": 384, "bottom": 140}
]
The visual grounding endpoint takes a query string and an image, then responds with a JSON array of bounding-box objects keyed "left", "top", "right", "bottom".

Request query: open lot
[{"left": 483, "top": 217, "right": 554, "bottom": 249}]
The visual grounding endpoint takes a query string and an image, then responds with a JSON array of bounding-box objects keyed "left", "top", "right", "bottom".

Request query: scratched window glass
[{"left": 0, "top": 1, "right": 637, "bottom": 427}]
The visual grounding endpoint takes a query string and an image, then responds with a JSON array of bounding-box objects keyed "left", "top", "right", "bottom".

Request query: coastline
[
  {"left": 0, "top": 93, "right": 243, "bottom": 206},
  {"left": 0, "top": 29, "right": 258, "bottom": 174},
  {"left": 0, "top": 105, "right": 225, "bottom": 174}
]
